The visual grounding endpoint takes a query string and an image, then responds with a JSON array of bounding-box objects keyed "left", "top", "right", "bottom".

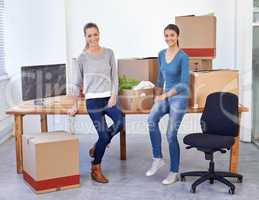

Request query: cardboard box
[
  {"left": 189, "top": 58, "right": 212, "bottom": 71},
  {"left": 189, "top": 70, "right": 239, "bottom": 108},
  {"left": 119, "top": 88, "right": 154, "bottom": 112},
  {"left": 22, "top": 132, "right": 80, "bottom": 194},
  {"left": 118, "top": 57, "right": 158, "bottom": 84},
  {"left": 175, "top": 15, "right": 216, "bottom": 58}
]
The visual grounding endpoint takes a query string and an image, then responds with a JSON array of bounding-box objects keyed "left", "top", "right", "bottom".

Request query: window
[{"left": 0, "top": 0, "right": 7, "bottom": 78}]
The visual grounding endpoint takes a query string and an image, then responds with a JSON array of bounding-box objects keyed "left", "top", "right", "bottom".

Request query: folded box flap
[
  {"left": 176, "top": 13, "right": 215, "bottom": 18},
  {"left": 136, "top": 57, "right": 157, "bottom": 60},
  {"left": 23, "top": 132, "right": 78, "bottom": 145},
  {"left": 193, "top": 69, "right": 238, "bottom": 73},
  {"left": 118, "top": 57, "right": 157, "bottom": 61}
]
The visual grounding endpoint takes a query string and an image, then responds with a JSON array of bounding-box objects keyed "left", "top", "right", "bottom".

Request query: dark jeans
[{"left": 86, "top": 97, "right": 124, "bottom": 164}]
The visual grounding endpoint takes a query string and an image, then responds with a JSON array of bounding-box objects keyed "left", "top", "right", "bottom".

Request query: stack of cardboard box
[
  {"left": 175, "top": 15, "right": 215, "bottom": 72},
  {"left": 118, "top": 58, "right": 157, "bottom": 111},
  {"left": 118, "top": 15, "right": 239, "bottom": 110},
  {"left": 176, "top": 15, "right": 239, "bottom": 108}
]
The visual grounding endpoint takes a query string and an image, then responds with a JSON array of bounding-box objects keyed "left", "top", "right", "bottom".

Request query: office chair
[{"left": 180, "top": 92, "right": 243, "bottom": 194}]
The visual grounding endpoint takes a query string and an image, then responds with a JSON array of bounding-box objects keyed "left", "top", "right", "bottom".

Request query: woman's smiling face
[
  {"left": 85, "top": 27, "right": 100, "bottom": 48},
  {"left": 164, "top": 29, "right": 179, "bottom": 47}
]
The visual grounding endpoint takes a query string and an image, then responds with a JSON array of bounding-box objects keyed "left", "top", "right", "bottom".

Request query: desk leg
[
  {"left": 120, "top": 114, "right": 126, "bottom": 160},
  {"left": 15, "top": 114, "right": 23, "bottom": 174},
  {"left": 40, "top": 114, "right": 48, "bottom": 132},
  {"left": 229, "top": 113, "right": 241, "bottom": 173}
]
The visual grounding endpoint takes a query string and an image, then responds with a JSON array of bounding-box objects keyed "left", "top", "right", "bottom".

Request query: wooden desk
[{"left": 6, "top": 96, "right": 248, "bottom": 174}]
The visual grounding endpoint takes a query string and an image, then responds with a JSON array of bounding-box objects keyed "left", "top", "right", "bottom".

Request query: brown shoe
[{"left": 91, "top": 164, "right": 109, "bottom": 183}]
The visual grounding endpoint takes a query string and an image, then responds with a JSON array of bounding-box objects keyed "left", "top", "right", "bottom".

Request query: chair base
[{"left": 180, "top": 161, "right": 243, "bottom": 194}]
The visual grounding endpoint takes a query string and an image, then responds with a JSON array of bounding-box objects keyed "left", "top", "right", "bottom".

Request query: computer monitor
[{"left": 21, "top": 64, "right": 66, "bottom": 101}]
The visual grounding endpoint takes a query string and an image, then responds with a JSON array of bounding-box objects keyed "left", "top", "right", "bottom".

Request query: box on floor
[
  {"left": 189, "top": 69, "right": 239, "bottom": 108},
  {"left": 22, "top": 131, "right": 80, "bottom": 194}
]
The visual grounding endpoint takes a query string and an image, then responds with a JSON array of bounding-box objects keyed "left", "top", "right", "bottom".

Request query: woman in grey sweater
[{"left": 69, "top": 23, "right": 124, "bottom": 183}]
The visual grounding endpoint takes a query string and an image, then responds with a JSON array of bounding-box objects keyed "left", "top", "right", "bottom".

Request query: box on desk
[
  {"left": 189, "top": 70, "right": 239, "bottom": 108},
  {"left": 119, "top": 88, "right": 154, "bottom": 112},
  {"left": 118, "top": 57, "right": 211, "bottom": 79},
  {"left": 189, "top": 58, "right": 212, "bottom": 71},
  {"left": 175, "top": 15, "right": 216, "bottom": 58},
  {"left": 118, "top": 57, "right": 158, "bottom": 84},
  {"left": 22, "top": 131, "right": 80, "bottom": 194}
]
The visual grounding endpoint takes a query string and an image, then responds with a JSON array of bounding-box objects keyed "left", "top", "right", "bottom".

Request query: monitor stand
[{"left": 33, "top": 98, "right": 46, "bottom": 106}]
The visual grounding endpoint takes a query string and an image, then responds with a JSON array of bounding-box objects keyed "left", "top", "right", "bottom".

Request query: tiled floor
[{"left": 0, "top": 133, "right": 259, "bottom": 200}]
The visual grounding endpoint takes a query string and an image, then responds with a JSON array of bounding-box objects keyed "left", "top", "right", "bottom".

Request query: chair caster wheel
[
  {"left": 209, "top": 179, "right": 214, "bottom": 184},
  {"left": 180, "top": 176, "right": 186, "bottom": 182},
  {"left": 228, "top": 188, "right": 235, "bottom": 195},
  {"left": 190, "top": 187, "right": 196, "bottom": 193},
  {"left": 238, "top": 177, "right": 243, "bottom": 183}
]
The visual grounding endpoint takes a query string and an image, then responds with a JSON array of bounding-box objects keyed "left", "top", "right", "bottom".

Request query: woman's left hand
[{"left": 108, "top": 94, "right": 117, "bottom": 108}]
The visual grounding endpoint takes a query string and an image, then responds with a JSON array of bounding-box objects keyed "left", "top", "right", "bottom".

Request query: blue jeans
[
  {"left": 148, "top": 96, "right": 187, "bottom": 172},
  {"left": 86, "top": 97, "right": 124, "bottom": 164}
]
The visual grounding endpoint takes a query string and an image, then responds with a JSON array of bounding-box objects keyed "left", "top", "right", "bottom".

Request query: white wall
[
  {"left": 65, "top": 0, "right": 236, "bottom": 66},
  {"left": 0, "top": 0, "right": 253, "bottom": 141},
  {"left": 0, "top": 79, "right": 12, "bottom": 143},
  {"left": 3, "top": 0, "right": 67, "bottom": 134},
  {"left": 252, "top": 26, "right": 259, "bottom": 141},
  {"left": 236, "top": 0, "right": 253, "bottom": 142}
]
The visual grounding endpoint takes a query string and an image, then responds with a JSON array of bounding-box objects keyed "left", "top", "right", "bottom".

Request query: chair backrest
[{"left": 200, "top": 92, "right": 239, "bottom": 137}]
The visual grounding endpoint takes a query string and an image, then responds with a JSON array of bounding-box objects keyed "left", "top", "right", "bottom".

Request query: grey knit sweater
[{"left": 72, "top": 48, "right": 118, "bottom": 99}]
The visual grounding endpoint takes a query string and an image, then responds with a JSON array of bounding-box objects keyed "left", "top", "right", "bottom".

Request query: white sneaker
[
  {"left": 145, "top": 158, "right": 165, "bottom": 176},
  {"left": 162, "top": 172, "right": 178, "bottom": 185}
]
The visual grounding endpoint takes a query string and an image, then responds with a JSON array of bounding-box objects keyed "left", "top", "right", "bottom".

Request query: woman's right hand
[
  {"left": 154, "top": 93, "right": 167, "bottom": 103},
  {"left": 67, "top": 105, "right": 78, "bottom": 116}
]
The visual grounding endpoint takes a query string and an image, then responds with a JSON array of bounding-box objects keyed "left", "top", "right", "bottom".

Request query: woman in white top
[{"left": 69, "top": 23, "right": 124, "bottom": 184}]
